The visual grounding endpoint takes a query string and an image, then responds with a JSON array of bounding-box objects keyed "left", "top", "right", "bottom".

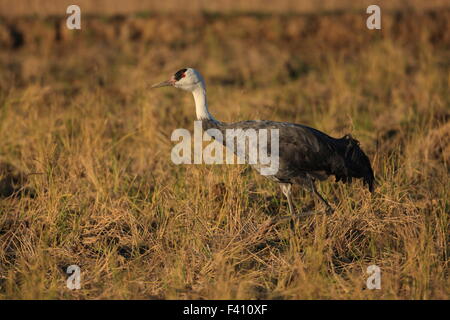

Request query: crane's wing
[{"left": 205, "top": 119, "right": 374, "bottom": 192}]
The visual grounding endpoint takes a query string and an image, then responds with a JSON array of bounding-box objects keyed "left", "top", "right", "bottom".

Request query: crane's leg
[
  {"left": 279, "top": 183, "right": 324, "bottom": 220},
  {"left": 280, "top": 183, "right": 295, "bottom": 215},
  {"left": 277, "top": 181, "right": 332, "bottom": 224},
  {"left": 308, "top": 178, "right": 334, "bottom": 214}
]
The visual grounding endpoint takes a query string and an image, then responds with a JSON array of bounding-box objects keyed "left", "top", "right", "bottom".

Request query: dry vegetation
[
  {"left": 0, "top": 5, "right": 449, "bottom": 299},
  {"left": 2, "top": 0, "right": 450, "bottom": 16}
]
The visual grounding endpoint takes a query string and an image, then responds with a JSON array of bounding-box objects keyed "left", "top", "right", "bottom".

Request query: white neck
[{"left": 192, "top": 84, "right": 215, "bottom": 121}]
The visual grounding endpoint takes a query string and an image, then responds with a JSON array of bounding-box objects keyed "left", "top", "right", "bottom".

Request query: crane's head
[{"left": 151, "top": 68, "right": 205, "bottom": 92}]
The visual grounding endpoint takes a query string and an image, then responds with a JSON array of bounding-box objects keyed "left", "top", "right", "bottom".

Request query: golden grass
[
  {"left": 0, "top": 10, "right": 449, "bottom": 299},
  {"left": 2, "top": 0, "right": 450, "bottom": 17}
]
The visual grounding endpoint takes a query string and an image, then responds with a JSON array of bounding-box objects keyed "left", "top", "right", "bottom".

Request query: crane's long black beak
[{"left": 151, "top": 79, "right": 174, "bottom": 88}]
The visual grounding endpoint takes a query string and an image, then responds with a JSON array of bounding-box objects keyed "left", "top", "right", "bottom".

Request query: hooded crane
[{"left": 152, "top": 68, "right": 375, "bottom": 216}]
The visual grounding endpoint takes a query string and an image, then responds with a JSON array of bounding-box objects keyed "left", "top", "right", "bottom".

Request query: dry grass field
[{"left": 0, "top": 2, "right": 449, "bottom": 299}]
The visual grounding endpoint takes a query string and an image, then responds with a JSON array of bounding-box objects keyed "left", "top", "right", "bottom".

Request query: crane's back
[{"left": 203, "top": 119, "right": 375, "bottom": 192}]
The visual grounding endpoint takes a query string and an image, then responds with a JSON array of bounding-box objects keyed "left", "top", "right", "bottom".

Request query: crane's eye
[{"left": 174, "top": 68, "right": 187, "bottom": 81}]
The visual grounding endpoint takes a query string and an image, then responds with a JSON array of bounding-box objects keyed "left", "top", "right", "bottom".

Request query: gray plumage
[
  {"left": 204, "top": 119, "right": 374, "bottom": 189},
  {"left": 203, "top": 119, "right": 374, "bottom": 215}
]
